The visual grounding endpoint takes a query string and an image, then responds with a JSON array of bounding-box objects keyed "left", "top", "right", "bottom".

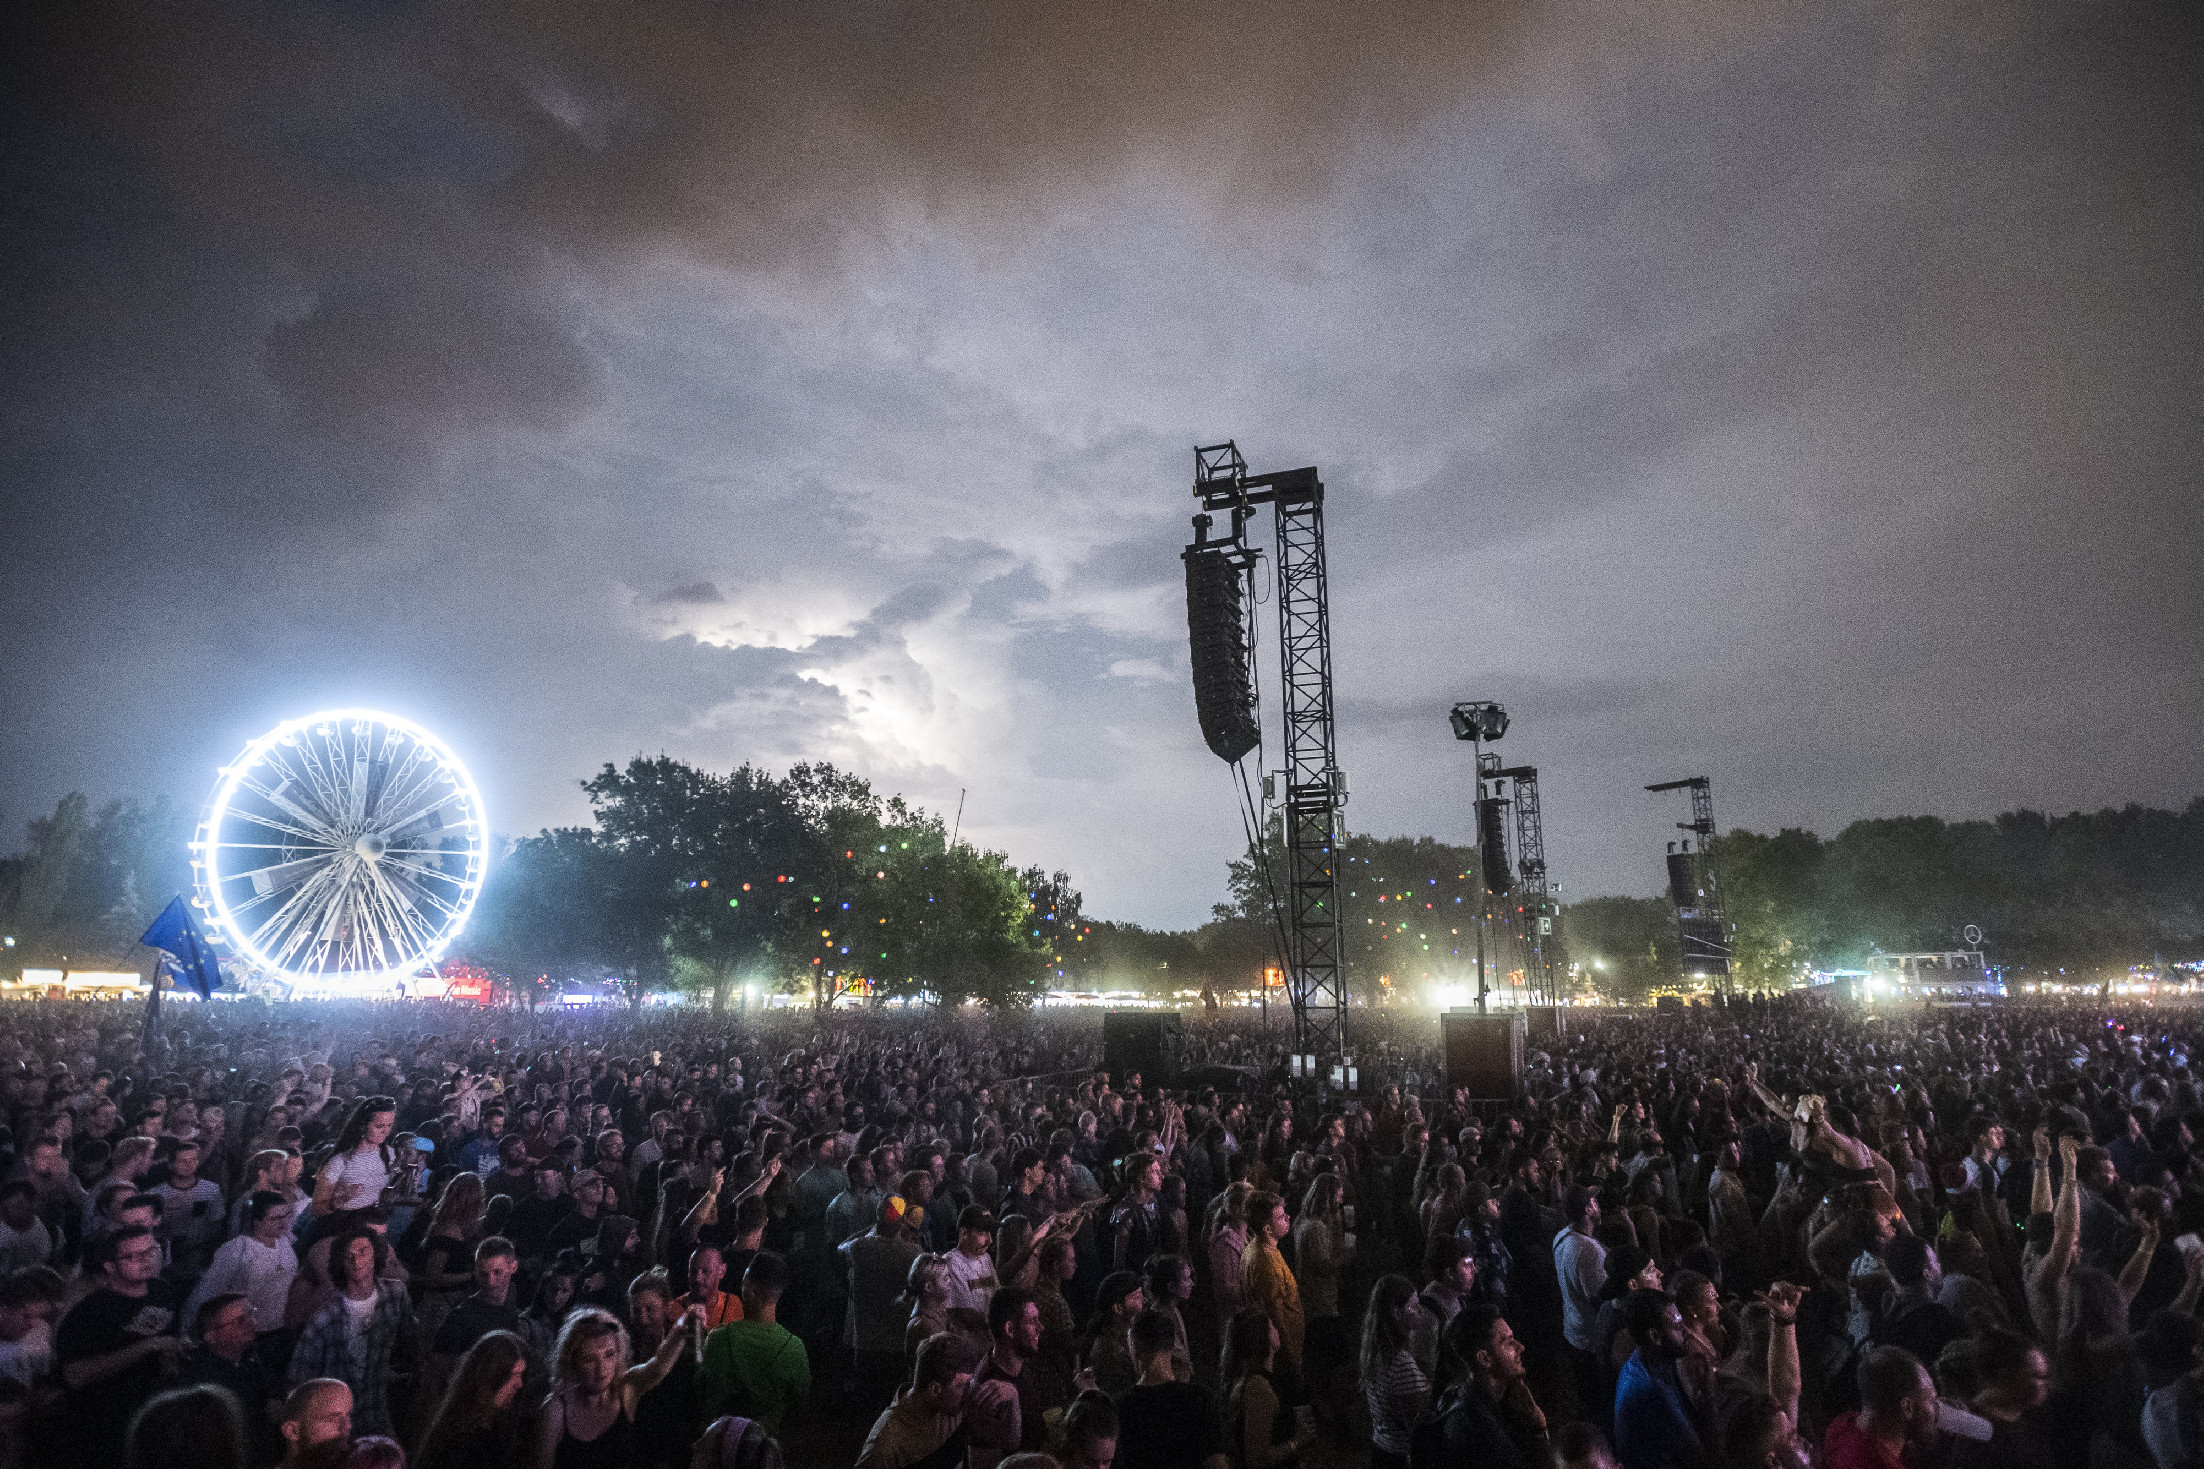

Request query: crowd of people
[{"left": 0, "top": 993, "right": 2200, "bottom": 1469}]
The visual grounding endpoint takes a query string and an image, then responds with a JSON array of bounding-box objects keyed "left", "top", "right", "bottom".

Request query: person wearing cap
[
  {"left": 546, "top": 1169, "right": 609, "bottom": 1257},
  {"left": 843, "top": 1194, "right": 923, "bottom": 1412},
  {"left": 943, "top": 1207, "right": 1001, "bottom": 1314}
]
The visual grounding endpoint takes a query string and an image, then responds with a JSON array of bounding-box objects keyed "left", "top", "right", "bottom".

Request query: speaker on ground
[
  {"left": 1441, "top": 1011, "right": 1525, "bottom": 1100},
  {"left": 1103, "top": 1011, "right": 1184, "bottom": 1088}
]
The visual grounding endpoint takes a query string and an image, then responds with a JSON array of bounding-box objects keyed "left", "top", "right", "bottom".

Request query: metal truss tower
[
  {"left": 1494, "top": 764, "right": 1555, "bottom": 1002},
  {"left": 1195, "top": 442, "right": 1347, "bottom": 1067},
  {"left": 1647, "top": 775, "right": 1732, "bottom": 988}
]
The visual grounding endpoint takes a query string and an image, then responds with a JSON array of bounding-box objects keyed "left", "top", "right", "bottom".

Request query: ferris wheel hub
[{"left": 354, "top": 833, "right": 388, "bottom": 861}]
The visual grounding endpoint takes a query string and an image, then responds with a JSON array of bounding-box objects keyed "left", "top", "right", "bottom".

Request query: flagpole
[{"left": 140, "top": 948, "right": 164, "bottom": 1078}]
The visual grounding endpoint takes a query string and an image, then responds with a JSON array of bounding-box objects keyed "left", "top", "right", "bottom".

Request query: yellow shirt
[{"left": 1240, "top": 1236, "right": 1304, "bottom": 1365}]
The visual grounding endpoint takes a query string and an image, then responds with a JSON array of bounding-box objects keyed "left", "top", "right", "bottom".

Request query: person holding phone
[{"left": 311, "top": 1098, "right": 397, "bottom": 1239}]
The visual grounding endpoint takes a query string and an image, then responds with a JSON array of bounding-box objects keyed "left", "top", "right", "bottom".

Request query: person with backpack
[{"left": 1411, "top": 1304, "right": 1549, "bottom": 1469}]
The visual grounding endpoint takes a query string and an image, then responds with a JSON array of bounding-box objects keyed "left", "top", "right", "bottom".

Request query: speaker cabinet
[
  {"left": 1441, "top": 1012, "right": 1525, "bottom": 1100},
  {"left": 1103, "top": 1012, "right": 1184, "bottom": 1088},
  {"left": 1183, "top": 545, "right": 1259, "bottom": 763}
]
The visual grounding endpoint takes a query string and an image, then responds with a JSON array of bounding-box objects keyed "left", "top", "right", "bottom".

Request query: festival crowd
[{"left": 0, "top": 995, "right": 2200, "bottom": 1469}]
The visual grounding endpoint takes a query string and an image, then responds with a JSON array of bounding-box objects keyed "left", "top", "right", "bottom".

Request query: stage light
[{"left": 1449, "top": 702, "right": 1509, "bottom": 742}]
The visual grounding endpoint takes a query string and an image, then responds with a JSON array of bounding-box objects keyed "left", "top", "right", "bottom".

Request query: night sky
[{"left": 5, "top": 1, "right": 2200, "bottom": 929}]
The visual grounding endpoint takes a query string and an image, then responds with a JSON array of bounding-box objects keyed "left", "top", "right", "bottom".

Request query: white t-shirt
[
  {"left": 320, "top": 1147, "right": 390, "bottom": 1212},
  {"left": 0, "top": 1321, "right": 53, "bottom": 1388},
  {"left": 185, "top": 1232, "right": 299, "bottom": 1332},
  {"left": 941, "top": 1246, "right": 999, "bottom": 1313}
]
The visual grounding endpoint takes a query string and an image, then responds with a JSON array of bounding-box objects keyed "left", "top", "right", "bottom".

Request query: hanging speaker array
[{"left": 1183, "top": 542, "right": 1260, "bottom": 764}]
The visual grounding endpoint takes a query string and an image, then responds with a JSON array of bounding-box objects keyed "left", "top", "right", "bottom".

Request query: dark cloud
[
  {"left": 652, "top": 582, "right": 726, "bottom": 606},
  {"left": 2, "top": 0, "right": 2199, "bottom": 925}
]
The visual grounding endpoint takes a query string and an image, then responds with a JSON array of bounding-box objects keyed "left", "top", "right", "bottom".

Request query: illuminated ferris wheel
[{"left": 193, "top": 709, "right": 487, "bottom": 983}]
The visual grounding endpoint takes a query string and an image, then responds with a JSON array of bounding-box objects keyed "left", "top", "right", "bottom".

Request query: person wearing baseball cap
[{"left": 942, "top": 1207, "right": 999, "bottom": 1314}]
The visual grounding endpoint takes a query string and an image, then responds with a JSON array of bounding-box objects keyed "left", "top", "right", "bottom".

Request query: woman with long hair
[
  {"left": 532, "top": 1304, "right": 700, "bottom": 1469},
  {"left": 1714, "top": 1393, "right": 1809, "bottom": 1469},
  {"left": 311, "top": 1096, "right": 397, "bottom": 1235},
  {"left": 1032, "top": 1233, "right": 1081, "bottom": 1384},
  {"left": 226, "top": 1148, "right": 296, "bottom": 1238},
  {"left": 289, "top": 1226, "right": 417, "bottom": 1438},
  {"left": 418, "top": 1329, "right": 530, "bottom": 1469},
  {"left": 414, "top": 1171, "right": 488, "bottom": 1336},
  {"left": 1418, "top": 1163, "right": 1467, "bottom": 1245},
  {"left": 522, "top": 1259, "right": 582, "bottom": 1367},
  {"left": 1221, "top": 1306, "right": 1314, "bottom": 1469},
  {"left": 1713, "top": 1284, "right": 1802, "bottom": 1432},
  {"left": 1157, "top": 1173, "right": 1191, "bottom": 1260},
  {"left": 1208, "top": 1182, "right": 1254, "bottom": 1332},
  {"left": 581, "top": 1214, "right": 645, "bottom": 1311},
  {"left": 1361, "top": 1275, "right": 1428, "bottom": 1469},
  {"left": 1949, "top": 1327, "right": 2057, "bottom": 1469},
  {"left": 995, "top": 1214, "right": 1041, "bottom": 1291},
  {"left": 901, "top": 1254, "right": 953, "bottom": 1372},
  {"left": 1292, "top": 1173, "right": 1354, "bottom": 1422},
  {"left": 125, "top": 1384, "right": 247, "bottom": 1469},
  {"left": 1253, "top": 1115, "right": 1294, "bottom": 1194}
]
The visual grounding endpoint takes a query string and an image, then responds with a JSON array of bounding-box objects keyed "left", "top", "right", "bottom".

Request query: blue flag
[{"left": 140, "top": 897, "right": 222, "bottom": 1000}]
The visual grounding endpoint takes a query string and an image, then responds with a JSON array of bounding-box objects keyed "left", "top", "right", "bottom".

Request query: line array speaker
[
  {"left": 1666, "top": 850, "right": 1698, "bottom": 908},
  {"left": 1183, "top": 545, "right": 1260, "bottom": 764},
  {"left": 1478, "top": 797, "right": 1513, "bottom": 896}
]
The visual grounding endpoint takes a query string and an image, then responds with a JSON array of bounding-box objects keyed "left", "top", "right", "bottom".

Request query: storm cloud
[{"left": 3, "top": 0, "right": 2198, "bottom": 926}]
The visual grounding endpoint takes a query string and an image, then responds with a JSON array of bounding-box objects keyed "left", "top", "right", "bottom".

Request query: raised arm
[
  {"left": 624, "top": 1304, "right": 702, "bottom": 1399},
  {"left": 1742, "top": 1065, "right": 1791, "bottom": 1121},
  {"left": 2030, "top": 1127, "right": 2054, "bottom": 1218},
  {"left": 532, "top": 1394, "right": 564, "bottom": 1469},
  {"left": 999, "top": 1215, "right": 1053, "bottom": 1284},
  {"left": 2174, "top": 1244, "right": 2204, "bottom": 1317},
  {"left": 677, "top": 1168, "right": 725, "bottom": 1244},
  {"left": 1760, "top": 1281, "right": 1803, "bottom": 1430},
  {"left": 2042, "top": 1136, "right": 2083, "bottom": 1297},
  {"left": 2117, "top": 1220, "right": 2160, "bottom": 1307}
]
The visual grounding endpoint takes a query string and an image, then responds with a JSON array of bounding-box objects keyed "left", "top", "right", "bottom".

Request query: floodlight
[{"left": 1449, "top": 701, "right": 1509, "bottom": 742}]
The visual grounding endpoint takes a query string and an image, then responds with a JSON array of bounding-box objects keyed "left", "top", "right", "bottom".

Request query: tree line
[
  {"left": 4, "top": 774, "right": 2196, "bottom": 1007},
  {"left": 1705, "top": 799, "right": 2204, "bottom": 991},
  {"left": 466, "top": 758, "right": 1083, "bottom": 1009}
]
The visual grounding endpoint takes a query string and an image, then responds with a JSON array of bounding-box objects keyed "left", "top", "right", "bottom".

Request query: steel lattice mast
[{"left": 1195, "top": 443, "right": 1348, "bottom": 1066}]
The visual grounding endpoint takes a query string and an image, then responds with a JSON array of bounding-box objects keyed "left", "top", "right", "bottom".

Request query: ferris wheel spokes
[{"left": 198, "top": 709, "right": 487, "bottom": 985}]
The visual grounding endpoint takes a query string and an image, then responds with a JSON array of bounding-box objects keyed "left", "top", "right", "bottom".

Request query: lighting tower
[
  {"left": 1450, "top": 702, "right": 1510, "bottom": 1012},
  {"left": 1191, "top": 443, "right": 1347, "bottom": 1070}
]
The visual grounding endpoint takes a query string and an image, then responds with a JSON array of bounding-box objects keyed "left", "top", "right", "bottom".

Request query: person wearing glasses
[{"left": 54, "top": 1224, "right": 185, "bottom": 1461}]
